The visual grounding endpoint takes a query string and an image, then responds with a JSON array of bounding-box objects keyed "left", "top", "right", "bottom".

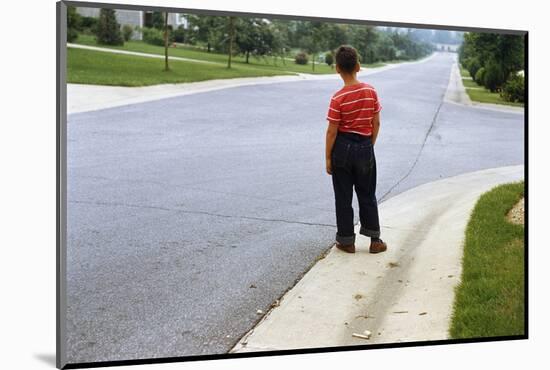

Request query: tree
[
  {"left": 227, "top": 16, "right": 236, "bottom": 68},
  {"left": 95, "top": 8, "right": 124, "bottom": 46},
  {"left": 164, "top": 12, "right": 170, "bottom": 71},
  {"left": 234, "top": 18, "right": 275, "bottom": 64},
  {"left": 151, "top": 11, "right": 165, "bottom": 30},
  {"left": 186, "top": 15, "right": 226, "bottom": 52},
  {"left": 459, "top": 32, "right": 524, "bottom": 91},
  {"left": 297, "top": 21, "right": 328, "bottom": 71},
  {"left": 270, "top": 20, "right": 291, "bottom": 65},
  {"left": 351, "top": 25, "right": 379, "bottom": 64},
  {"left": 67, "top": 6, "right": 81, "bottom": 43}
]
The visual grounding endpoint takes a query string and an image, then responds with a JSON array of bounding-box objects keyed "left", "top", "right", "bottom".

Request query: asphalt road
[{"left": 66, "top": 52, "right": 524, "bottom": 363}]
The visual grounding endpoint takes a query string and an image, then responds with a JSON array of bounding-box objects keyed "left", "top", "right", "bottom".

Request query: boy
[{"left": 325, "top": 45, "right": 387, "bottom": 254}]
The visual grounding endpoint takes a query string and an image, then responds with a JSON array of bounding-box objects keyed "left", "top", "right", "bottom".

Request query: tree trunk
[
  {"left": 164, "top": 12, "right": 169, "bottom": 71},
  {"left": 312, "top": 55, "right": 315, "bottom": 72},
  {"left": 246, "top": 50, "right": 249, "bottom": 64},
  {"left": 227, "top": 17, "right": 235, "bottom": 69},
  {"left": 207, "top": 42, "right": 211, "bottom": 53}
]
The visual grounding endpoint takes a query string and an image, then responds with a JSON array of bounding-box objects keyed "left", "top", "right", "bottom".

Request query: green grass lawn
[
  {"left": 67, "top": 48, "right": 294, "bottom": 86},
  {"left": 449, "top": 181, "right": 525, "bottom": 339},
  {"left": 68, "top": 33, "right": 418, "bottom": 86},
  {"left": 459, "top": 65, "right": 524, "bottom": 107},
  {"left": 73, "top": 34, "right": 340, "bottom": 75}
]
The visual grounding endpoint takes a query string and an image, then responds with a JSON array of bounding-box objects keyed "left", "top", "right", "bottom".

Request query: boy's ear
[
  {"left": 355, "top": 62, "right": 361, "bottom": 72},
  {"left": 335, "top": 64, "right": 341, "bottom": 74}
]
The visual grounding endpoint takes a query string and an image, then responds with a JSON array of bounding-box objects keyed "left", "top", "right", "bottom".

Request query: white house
[{"left": 76, "top": 7, "right": 188, "bottom": 40}]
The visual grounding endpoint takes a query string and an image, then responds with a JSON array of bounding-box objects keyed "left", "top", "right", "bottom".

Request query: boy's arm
[
  {"left": 372, "top": 112, "right": 381, "bottom": 145},
  {"left": 325, "top": 121, "right": 339, "bottom": 175}
]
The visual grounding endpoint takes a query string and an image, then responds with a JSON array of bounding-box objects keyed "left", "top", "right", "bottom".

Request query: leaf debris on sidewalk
[
  {"left": 388, "top": 262, "right": 400, "bottom": 268},
  {"left": 392, "top": 310, "right": 409, "bottom": 314},
  {"left": 355, "top": 314, "right": 373, "bottom": 319}
]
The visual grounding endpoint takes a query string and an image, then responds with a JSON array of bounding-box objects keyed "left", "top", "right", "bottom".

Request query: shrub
[
  {"left": 80, "top": 16, "right": 98, "bottom": 33},
  {"left": 122, "top": 24, "right": 134, "bottom": 41},
  {"left": 295, "top": 52, "right": 309, "bottom": 65},
  {"left": 474, "top": 67, "right": 486, "bottom": 86},
  {"left": 484, "top": 59, "right": 507, "bottom": 92},
  {"left": 171, "top": 26, "right": 186, "bottom": 43},
  {"left": 141, "top": 27, "right": 165, "bottom": 46},
  {"left": 325, "top": 52, "right": 334, "bottom": 66},
  {"left": 465, "top": 57, "right": 481, "bottom": 80},
  {"left": 95, "top": 8, "right": 124, "bottom": 46},
  {"left": 501, "top": 74, "right": 525, "bottom": 103}
]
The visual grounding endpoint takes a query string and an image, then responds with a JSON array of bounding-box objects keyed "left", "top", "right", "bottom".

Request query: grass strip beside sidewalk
[
  {"left": 67, "top": 48, "right": 294, "bottom": 86},
  {"left": 450, "top": 181, "right": 525, "bottom": 339}
]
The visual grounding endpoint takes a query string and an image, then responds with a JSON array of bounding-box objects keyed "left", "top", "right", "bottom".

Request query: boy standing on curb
[{"left": 325, "top": 45, "right": 387, "bottom": 254}]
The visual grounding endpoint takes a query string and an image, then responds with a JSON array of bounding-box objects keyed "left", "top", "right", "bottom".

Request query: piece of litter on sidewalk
[
  {"left": 270, "top": 300, "right": 280, "bottom": 308},
  {"left": 352, "top": 333, "right": 370, "bottom": 340},
  {"left": 249, "top": 284, "right": 257, "bottom": 289},
  {"left": 419, "top": 312, "right": 428, "bottom": 316},
  {"left": 388, "top": 262, "right": 400, "bottom": 268},
  {"left": 392, "top": 310, "right": 409, "bottom": 314},
  {"left": 256, "top": 309, "right": 263, "bottom": 315}
]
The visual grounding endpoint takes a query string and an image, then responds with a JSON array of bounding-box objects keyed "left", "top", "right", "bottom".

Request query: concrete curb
[
  {"left": 67, "top": 52, "right": 437, "bottom": 114},
  {"left": 230, "top": 165, "right": 524, "bottom": 352}
]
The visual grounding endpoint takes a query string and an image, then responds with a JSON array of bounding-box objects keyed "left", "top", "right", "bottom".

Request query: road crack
[
  {"left": 379, "top": 98, "right": 445, "bottom": 202},
  {"left": 69, "top": 200, "right": 336, "bottom": 228}
]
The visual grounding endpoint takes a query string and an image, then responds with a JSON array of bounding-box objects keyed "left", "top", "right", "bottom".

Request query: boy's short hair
[{"left": 335, "top": 45, "right": 359, "bottom": 74}]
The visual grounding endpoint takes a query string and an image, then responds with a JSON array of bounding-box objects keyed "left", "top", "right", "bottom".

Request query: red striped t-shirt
[{"left": 326, "top": 82, "right": 382, "bottom": 136}]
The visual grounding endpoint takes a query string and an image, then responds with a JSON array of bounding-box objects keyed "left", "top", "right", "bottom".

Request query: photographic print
[{"left": 57, "top": 1, "right": 526, "bottom": 367}]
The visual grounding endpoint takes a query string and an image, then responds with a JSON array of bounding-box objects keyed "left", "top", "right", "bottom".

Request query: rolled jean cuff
[
  {"left": 359, "top": 226, "right": 380, "bottom": 238},
  {"left": 335, "top": 233, "right": 355, "bottom": 245}
]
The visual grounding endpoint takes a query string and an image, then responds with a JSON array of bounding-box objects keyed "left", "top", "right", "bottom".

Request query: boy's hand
[{"left": 326, "top": 159, "right": 332, "bottom": 175}]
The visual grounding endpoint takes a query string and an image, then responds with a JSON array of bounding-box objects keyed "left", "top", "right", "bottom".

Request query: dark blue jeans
[{"left": 331, "top": 132, "right": 380, "bottom": 245}]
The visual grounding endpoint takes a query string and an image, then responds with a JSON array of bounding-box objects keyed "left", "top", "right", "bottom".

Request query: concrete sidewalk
[
  {"left": 67, "top": 43, "right": 223, "bottom": 65},
  {"left": 67, "top": 51, "right": 436, "bottom": 114},
  {"left": 231, "top": 165, "right": 524, "bottom": 352},
  {"left": 444, "top": 59, "right": 523, "bottom": 114}
]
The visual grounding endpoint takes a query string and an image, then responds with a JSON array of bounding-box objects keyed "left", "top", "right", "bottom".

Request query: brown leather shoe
[
  {"left": 369, "top": 240, "right": 387, "bottom": 254},
  {"left": 336, "top": 242, "right": 355, "bottom": 253}
]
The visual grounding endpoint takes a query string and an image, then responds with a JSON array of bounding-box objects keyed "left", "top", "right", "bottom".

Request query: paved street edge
[{"left": 67, "top": 52, "right": 437, "bottom": 114}]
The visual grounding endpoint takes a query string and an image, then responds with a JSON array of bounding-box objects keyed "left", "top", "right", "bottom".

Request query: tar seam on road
[
  {"left": 379, "top": 97, "right": 445, "bottom": 202},
  {"left": 69, "top": 200, "right": 336, "bottom": 228},
  {"left": 73, "top": 174, "right": 335, "bottom": 214}
]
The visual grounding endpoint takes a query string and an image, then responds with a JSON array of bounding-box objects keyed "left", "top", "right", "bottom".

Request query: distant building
[
  {"left": 76, "top": 7, "right": 187, "bottom": 40},
  {"left": 434, "top": 43, "right": 459, "bottom": 53}
]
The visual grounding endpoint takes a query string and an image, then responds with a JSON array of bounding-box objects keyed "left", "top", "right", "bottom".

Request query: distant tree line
[
  {"left": 67, "top": 8, "right": 434, "bottom": 72},
  {"left": 184, "top": 16, "right": 433, "bottom": 70},
  {"left": 459, "top": 32, "right": 524, "bottom": 102}
]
